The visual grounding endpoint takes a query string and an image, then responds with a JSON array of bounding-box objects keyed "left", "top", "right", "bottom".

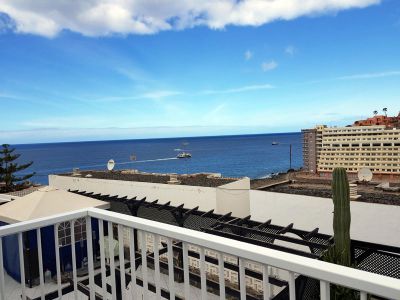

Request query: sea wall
[{"left": 249, "top": 190, "right": 400, "bottom": 247}]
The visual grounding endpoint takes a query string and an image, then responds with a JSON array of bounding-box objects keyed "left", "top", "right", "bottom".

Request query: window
[{"left": 58, "top": 218, "right": 87, "bottom": 247}]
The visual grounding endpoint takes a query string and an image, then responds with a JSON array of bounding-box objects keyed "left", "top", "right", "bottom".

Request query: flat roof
[{"left": 59, "top": 170, "right": 238, "bottom": 187}]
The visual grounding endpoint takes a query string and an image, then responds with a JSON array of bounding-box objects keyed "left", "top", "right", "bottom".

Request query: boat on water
[
  {"left": 177, "top": 152, "right": 192, "bottom": 159},
  {"left": 272, "top": 141, "right": 279, "bottom": 145}
]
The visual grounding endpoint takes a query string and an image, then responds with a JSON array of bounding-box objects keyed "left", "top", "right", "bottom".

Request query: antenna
[
  {"left": 358, "top": 167, "right": 373, "bottom": 182},
  {"left": 107, "top": 159, "right": 115, "bottom": 171}
]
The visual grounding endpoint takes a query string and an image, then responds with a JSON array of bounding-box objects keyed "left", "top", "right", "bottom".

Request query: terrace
[{"left": 0, "top": 193, "right": 399, "bottom": 300}]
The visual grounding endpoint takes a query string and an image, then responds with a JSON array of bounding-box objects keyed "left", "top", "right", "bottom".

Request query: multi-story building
[
  {"left": 302, "top": 125, "right": 325, "bottom": 174},
  {"left": 302, "top": 122, "right": 400, "bottom": 180}
]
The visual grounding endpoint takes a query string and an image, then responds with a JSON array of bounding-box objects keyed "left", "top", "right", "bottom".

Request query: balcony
[{"left": 0, "top": 207, "right": 399, "bottom": 300}]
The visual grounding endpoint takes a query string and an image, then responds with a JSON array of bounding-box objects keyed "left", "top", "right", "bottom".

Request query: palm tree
[
  {"left": 373, "top": 110, "right": 378, "bottom": 116},
  {"left": 383, "top": 108, "right": 388, "bottom": 117}
]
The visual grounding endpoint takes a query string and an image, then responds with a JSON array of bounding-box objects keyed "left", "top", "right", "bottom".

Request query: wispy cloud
[
  {"left": 244, "top": 50, "right": 253, "bottom": 60},
  {"left": 261, "top": 60, "right": 278, "bottom": 72},
  {"left": 0, "top": 92, "right": 22, "bottom": 100},
  {"left": 202, "top": 83, "right": 274, "bottom": 95},
  {"left": 302, "top": 70, "right": 400, "bottom": 85},
  {"left": 85, "top": 90, "right": 182, "bottom": 103},
  {"left": 336, "top": 71, "right": 400, "bottom": 80},
  {"left": 140, "top": 90, "right": 182, "bottom": 100},
  {"left": 203, "top": 103, "right": 228, "bottom": 124},
  {"left": 284, "top": 45, "right": 296, "bottom": 56}
]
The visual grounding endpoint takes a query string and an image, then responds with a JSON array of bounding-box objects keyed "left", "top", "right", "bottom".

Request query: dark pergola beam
[
  {"left": 257, "top": 219, "right": 272, "bottom": 229},
  {"left": 277, "top": 223, "right": 294, "bottom": 235},
  {"left": 304, "top": 227, "right": 319, "bottom": 240},
  {"left": 213, "top": 222, "right": 327, "bottom": 249},
  {"left": 171, "top": 203, "right": 184, "bottom": 212},
  {"left": 123, "top": 196, "right": 137, "bottom": 203},
  {"left": 158, "top": 201, "right": 171, "bottom": 210},
  {"left": 183, "top": 206, "right": 199, "bottom": 216},
  {"left": 217, "top": 212, "right": 232, "bottom": 221},
  {"left": 147, "top": 199, "right": 159, "bottom": 206},
  {"left": 204, "top": 227, "right": 320, "bottom": 258},
  {"left": 201, "top": 209, "right": 214, "bottom": 217},
  {"left": 236, "top": 215, "right": 251, "bottom": 226}
]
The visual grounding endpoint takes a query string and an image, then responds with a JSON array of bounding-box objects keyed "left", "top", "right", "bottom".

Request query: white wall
[
  {"left": 216, "top": 177, "right": 250, "bottom": 217},
  {"left": 49, "top": 175, "right": 217, "bottom": 211},
  {"left": 50, "top": 175, "right": 252, "bottom": 216},
  {"left": 250, "top": 190, "right": 400, "bottom": 247}
]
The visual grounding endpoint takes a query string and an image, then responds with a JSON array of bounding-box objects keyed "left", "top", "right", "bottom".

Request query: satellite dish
[
  {"left": 358, "top": 167, "right": 373, "bottom": 182},
  {"left": 107, "top": 159, "right": 115, "bottom": 171}
]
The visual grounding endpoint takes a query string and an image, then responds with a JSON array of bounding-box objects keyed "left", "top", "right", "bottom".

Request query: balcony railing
[{"left": 0, "top": 208, "right": 399, "bottom": 300}]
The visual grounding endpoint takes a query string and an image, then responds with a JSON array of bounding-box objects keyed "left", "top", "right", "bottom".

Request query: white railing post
[
  {"left": 320, "top": 281, "right": 330, "bottom": 300},
  {"left": 263, "top": 265, "right": 271, "bottom": 300},
  {"left": 360, "top": 291, "right": 367, "bottom": 300},
  {"left": 153, "top": 234, "right": 161, "bottom": 298},
  {"left": 18, "top": 232, "right": 26, "bottom": 300},
  {"left": 98, "top": 220, "right": 107, "bottom": 298},
  {"left": 117, "top": 224, "right": 126, "bottom": 299},
  {"left": 129, "top": 228, "right": 137, "bottom": 299},
  {"left": 71, "top": 220, "right": 78, "bottom": 300},
  {"left": 239, "top": 258, "right": 247, "bottom": 300},
  {"left": 108, "top": 221, "right": 117, "bottom": 300},
  {"left": 0, "top": 237, "right": 5, "bottom": 300},
  {"left": 54, "top": 224, "right": 62, "bottom": 299},
  {"left": 199, "top": 246, "right": 207, "bottom": 299},
  {"left": 86, "top": 216, "right": 95, "bottom": 300},
  {"left": 217, "top": 252, "right": 225, "bottom": 299},
  {"left": 182, "top": 242, "right": 190, "bottom": 300},
  {"left": 288, "top": 271, "right": 296, "bottom": 300},
  {"left": 36, "top": 228, "right": 45, "bottom": 300},
  {"left": 167, "top": 237, "right": 175, "bottom": 300},
  {"left": 140, "top": 231, "right": 148, "bottom": 299}
]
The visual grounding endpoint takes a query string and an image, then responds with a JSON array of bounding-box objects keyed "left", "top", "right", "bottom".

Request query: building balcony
[{"left": 0, "top": 208, "right": 399, "bottom": 300}]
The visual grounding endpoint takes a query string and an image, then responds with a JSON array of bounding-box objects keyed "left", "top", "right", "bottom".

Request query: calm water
[{"left": 13, "top": 133, "right": 302, "bottom": 185}]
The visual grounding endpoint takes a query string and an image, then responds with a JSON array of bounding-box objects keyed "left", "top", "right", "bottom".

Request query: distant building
[
  {"left": 302, "top": 117, "right": 400, "bottom": 180},
  {"left": 354, "top": 112, "right": 400, "bottom": 128}
]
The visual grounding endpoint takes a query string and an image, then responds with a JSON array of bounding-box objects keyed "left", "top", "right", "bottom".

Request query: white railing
[{"left": 0, "top": 207, "right": 399, "bottom": 300}]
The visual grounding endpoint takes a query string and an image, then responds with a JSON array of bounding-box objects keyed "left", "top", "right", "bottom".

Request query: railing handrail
[
  {"left": 0, "top": 209, "right": 88, "bottom": 237},
  {"left": 0, "top": 207, "right": 399, "bottom": 299}
]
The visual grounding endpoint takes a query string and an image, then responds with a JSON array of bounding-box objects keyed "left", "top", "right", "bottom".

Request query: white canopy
[{"left": 0, "top": 186, "right": 109, "bottom": 224}]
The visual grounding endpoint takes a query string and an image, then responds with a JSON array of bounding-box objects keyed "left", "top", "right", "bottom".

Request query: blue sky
[{"left": 0, "top": 0, "right": 400, "bottom": 143}]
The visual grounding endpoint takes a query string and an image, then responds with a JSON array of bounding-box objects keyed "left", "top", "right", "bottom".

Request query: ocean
[{"left": 13, "top": 132, "right": 302, "bottom": 185}]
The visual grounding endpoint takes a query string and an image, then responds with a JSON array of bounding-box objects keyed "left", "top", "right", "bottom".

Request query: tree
[
  {"left": 0, "top": 144, "right": 35, "bottom": 192},
  {"left": 383, "top": 107, "right": 388, "bottom": 117},
  {"left": 373, "top": 110, "right": 378, "bottom": 116}
]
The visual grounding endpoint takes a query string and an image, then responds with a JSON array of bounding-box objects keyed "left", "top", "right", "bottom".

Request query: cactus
[{"left": 332, "top": 167, "right": 351, "bottom": 267}]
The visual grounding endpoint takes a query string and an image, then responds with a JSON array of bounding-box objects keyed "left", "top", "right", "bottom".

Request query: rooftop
[{"left": 59, "top": 170, "right": 238, "bottom": 188}]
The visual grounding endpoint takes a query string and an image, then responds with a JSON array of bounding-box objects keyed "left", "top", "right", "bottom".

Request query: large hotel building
[{"left": 302, "top": 113, "right": 400, "bottom": 180}]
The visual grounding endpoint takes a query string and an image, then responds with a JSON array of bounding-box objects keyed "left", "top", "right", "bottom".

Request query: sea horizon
[
  {"left": 13, "top": 132, "right": 303, "bottom": 185},
  {"left": 10, "top": 130, "right": 301, "bottom": 147}
]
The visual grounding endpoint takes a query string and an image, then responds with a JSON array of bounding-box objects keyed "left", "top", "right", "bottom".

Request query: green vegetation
[
  {"left": 324, "top": 167, "right": 358, "bottom": 300},
  {"left": 332, "top": 167, "right": 352, "bottom": 267},
  {"left": 0, "top": 144, "right": 35, "bottom": 192}
]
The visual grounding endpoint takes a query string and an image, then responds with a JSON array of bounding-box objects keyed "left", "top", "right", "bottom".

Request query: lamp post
[{"left": 272, "top": 142, "right": 294, "bottom": 171}]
